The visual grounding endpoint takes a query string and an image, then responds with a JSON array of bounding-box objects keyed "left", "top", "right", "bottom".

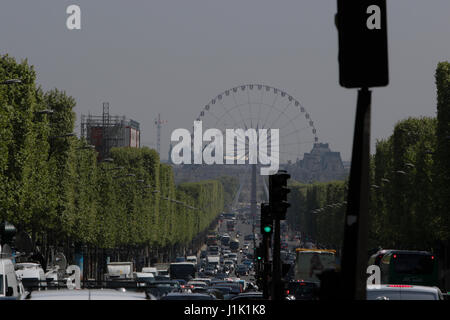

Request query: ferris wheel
[{"left": 195, "top": 84, "right": 319, "bottom": 166}]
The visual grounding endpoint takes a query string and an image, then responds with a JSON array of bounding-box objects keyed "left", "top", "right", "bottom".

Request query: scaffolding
[{"left": 81, "top": 103, "right": 140, "bottom": 160}]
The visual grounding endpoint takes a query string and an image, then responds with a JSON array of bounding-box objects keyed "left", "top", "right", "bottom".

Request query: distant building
[
  {"left": 172, "top": 142, "right": 348, "bottom": 184},
  {"left": 81, "top": 103, "right": 140, "bottom": 161},
  {"left": 283, "top": 143, "right": 348, "bottom": 182}
]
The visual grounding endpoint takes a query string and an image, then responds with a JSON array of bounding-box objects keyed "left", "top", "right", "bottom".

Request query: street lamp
[
  {"left": 405, "top": 163, "right": 415, "bottom": 169},
  {"left": 50, "top": 133, "right": 76, "bottom": 139},
  {"left": 0, "top": 79, "right": 22, "bottom": 85},
  {"left": 34, "top": 109, "right": 54, "bottom": 116},
  {"left": 77, "top": 145, "right": 96, "bottom": 150}
]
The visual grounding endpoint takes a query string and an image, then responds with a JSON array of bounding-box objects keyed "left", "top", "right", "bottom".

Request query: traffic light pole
[
  {"left": 262, "top": 233, "right": 271, "bottom": 299},
  {"left": 340, "top": 87, "right": 371, "bottom": 300},
  {"left": 271, "top": 215, "right": 282, "bottom": 300}
]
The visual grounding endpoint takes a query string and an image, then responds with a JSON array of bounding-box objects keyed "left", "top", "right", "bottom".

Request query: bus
[
  {"left": 377, "top": 250, "right": 438, "bottom": 287},
  {"left": 294, "top": 248, "right": 337, "bottom": 283},
  {"left": 169, "top": 262, "right": 196, "bottom": 281}
]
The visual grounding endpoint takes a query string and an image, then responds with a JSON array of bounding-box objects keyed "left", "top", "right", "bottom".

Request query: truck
[
  {"left": 294, "top": 248, "right": 337, "bottom": 283},
  {"left": 169, "top": 262, "right": 196, "bottom": 281},
  {"left": 206, "top": 255, "right": 220, "bottom": 271},
  {"left": 105, "top": 261, "right": 134, "bottom": 280}
]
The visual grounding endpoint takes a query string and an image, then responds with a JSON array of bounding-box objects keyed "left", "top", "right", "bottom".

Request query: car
[
  {"left": 214, "top": 272, "right": 228, "bottom": 280},
  {"left": 242, "top": 259, "right": 253, "bottom": 269},
  {"left": 223, "top": 259, "right": 234, "bottom": 269},
  {"left": 204, "top": 266, "right": 216, "bottom": 276},
  {"left": 191, "top": 278, "right": 212, "bottom": 286},
  {"left": 134, "top": 272, "right": 155, "bottom": 286},
  {"left": 186, "top": 256, "right": 197, "bottom": 266},
  {"left": 230, "top": 292, "right": 264, "bottom": 300},
  {"left": 235, "top": 264, "right": 249, "bottom": 276},
  {"left": 160, "top": 292, "right": 216, "bottom": 300},
  {"left": 15, "top": 263, "right": 47, "bottom": 290},
  {"left": 173, "top": 279, "right": 187, "bottom": 286},
  {"left": 228, "top": 253, "right": 238, "bottom": 264},
  {"left": 24, "top": 288, "right": 154, "bottom": 300},
  {"left": 175, "top": 256, "right": 186, "bottom": 262},
  {"left": 206, "top": 288, "right": 225, "bottom": 300},
  {"left": 366, "top": 284, "right": 444, "bottom": 300},
  {"left": 244, "top": 234, "right": 254, "bottom": 241},
  {"left": 187, "top": 280, "right": 208, "bottom": 289},
  {"left": 145, "top": 280, "right": 182, "bottom": 298},
  {"left": 286, "top": 280, "right": 319, "bottom": 300}
]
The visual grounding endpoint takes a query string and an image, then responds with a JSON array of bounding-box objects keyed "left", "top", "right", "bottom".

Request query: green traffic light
[{"left": 263, "top": 226, "right": 272, "bottom": 233}]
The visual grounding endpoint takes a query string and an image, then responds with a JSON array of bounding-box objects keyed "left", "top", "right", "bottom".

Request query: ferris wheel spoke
[
  {"left": 261, "top": 93, "right": 278, "bottom": 130},
  {"left": 279, "top": 126, "right": 311, "bottom": 140},
  {"left": 232, "top": 91, "right": 249, "bottom": 131},
  {"left": 278, "top": 140, "right": 316, "bottom": 147},
  {"left": 268, "top": 101, "right": 292, "bottom": 130},
  {"left": 277, "top": 111, "right": 304, "bottom": 131},
  {"left": 246, "top": 89, "right": 254, "bottom": 128},
  {"left": 204, "top": 108, "right": 221, "bottom": 123},
  {"left": 255, "top": 89, "right": 265, "bottom": 130},
  {"left": 218, "top": 98, "right": 238, "bottom": 128}
]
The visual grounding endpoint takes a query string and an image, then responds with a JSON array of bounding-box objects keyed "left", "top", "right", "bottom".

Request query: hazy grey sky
[{"left": 1, "top": 0, "right": 449, "bottom": 161}]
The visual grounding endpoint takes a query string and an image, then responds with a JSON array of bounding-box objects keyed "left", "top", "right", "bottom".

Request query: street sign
[{"left": 336, "top": 0, "right": 389, "bottom": 88}]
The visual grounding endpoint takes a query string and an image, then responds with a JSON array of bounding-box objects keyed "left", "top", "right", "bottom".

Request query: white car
[
  {"left": 367, "top": 284, "right": 444, "bottom": 300},
  {"left": 15, "top": 263, "right": 47, "bottom": 290},
  {"left": 25, "top": 288, "right": 154, "bottom": 300}
]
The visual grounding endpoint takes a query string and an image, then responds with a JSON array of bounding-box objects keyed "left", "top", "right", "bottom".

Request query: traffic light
[
  {"left": 260, "top": 203, "right": 273, "bottom": 235},
  {"left": 336, "top": 0, "right": 389, "bottom": 88},
  {"left": 269, "top": 170, "right": 291, "bottom": 220},
  {"left": 255, "top": 245, "right": 263, "bottom": 261},
  {"left": 0, "top": 221, "right": 17, "bottom": 245}
]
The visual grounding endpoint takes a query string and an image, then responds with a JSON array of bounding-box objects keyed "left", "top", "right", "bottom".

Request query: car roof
[
  {"left": 367, "top": 284, "right": 441, "bottom": 293},
  {"left": 161, "top": 292, "right": 215, "bottom": 299},
  {"left": 26, "top": 289, "right": 151, "bottom": 300}
]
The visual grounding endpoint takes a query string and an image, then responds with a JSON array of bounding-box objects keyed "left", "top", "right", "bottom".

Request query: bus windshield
[{"left": 393, "top": 254, "right": 434, "bottom": 275}]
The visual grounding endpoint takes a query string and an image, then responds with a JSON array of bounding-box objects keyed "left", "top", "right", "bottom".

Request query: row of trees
[
  {"left": 0, "top": 55, "right": 227, "bottom": 266},
  {"left": 286, "top": 180, "right": 347, "bottom": 250},
  {"left": 287, "top": 61, "right": 450, "bottom": 253}
]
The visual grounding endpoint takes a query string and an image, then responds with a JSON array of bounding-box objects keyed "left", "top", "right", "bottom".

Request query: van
[
  {"left": 1, "top": 246, "right": 24, "bottom": 299},
  {"left": 186, "top": 256, "right": 198, "bottom": 267},
  {"left": 141, "top": 267, "right": 158, "bottom": 276}
]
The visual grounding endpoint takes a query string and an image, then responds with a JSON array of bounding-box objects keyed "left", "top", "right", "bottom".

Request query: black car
[
  {"left": 230, "top": 292, "right": 264, "bottom": 300},
  {"left": 286, "top": 280, "right": 319, "bottom": 300},
  {"left": 160, "top": 293, "right": 216, "bottom": 300}
]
